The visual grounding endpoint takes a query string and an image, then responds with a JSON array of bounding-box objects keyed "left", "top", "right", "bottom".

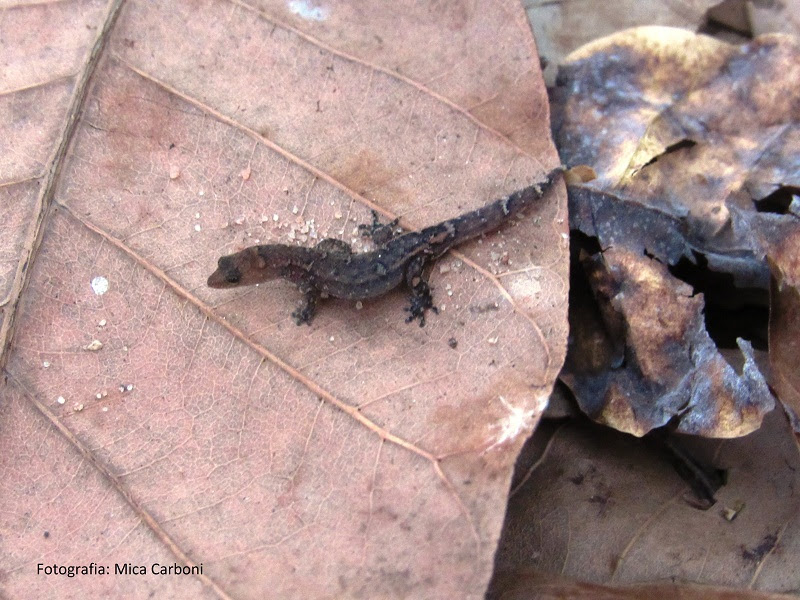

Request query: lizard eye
[{"left": 218, "top": 257, "right": 241, "bottom": 284}]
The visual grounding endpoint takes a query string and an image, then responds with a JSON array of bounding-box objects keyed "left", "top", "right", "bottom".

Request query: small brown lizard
[{"left": 208, "top": 168, "right": 562, "bottom": 326}]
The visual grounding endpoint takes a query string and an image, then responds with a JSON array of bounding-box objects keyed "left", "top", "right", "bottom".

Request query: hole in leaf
[
  {"left": 699, "top": 0, "right": 754, "bottom": 39},
  {"left": 640, "top": 139, "right": 697, "bottom": 170},
  {"left": 667, "top": 252, "right": 768, "bottom": 350},
  {"left": 754, "top": 185, "right": 800, "bottom": 215},
  {"left": 571, "top": 229, "right": 602, "bottom": 256}
]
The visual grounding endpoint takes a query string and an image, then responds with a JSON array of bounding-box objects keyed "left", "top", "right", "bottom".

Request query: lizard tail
[{"left": 451, "top": 166, "right": 564, "bottom": 241}]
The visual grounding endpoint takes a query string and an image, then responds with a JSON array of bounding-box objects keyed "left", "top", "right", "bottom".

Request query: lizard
[{"left": 207, "top": 167, "right": 563, "bottom": 326}]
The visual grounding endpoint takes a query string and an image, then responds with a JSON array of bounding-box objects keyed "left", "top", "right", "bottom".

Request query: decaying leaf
[
  {"left": 739, "top": 170, "right": 800, "bottom": 434},
  {"left": 0, "top": 1, "right": 566, "bottom": 598},
  {"left": 489, "top": 569, "right": 799, "bottom": 600},
  {"left": 768, "top": 243, "right": 800, "bottom": 434},
  {"left": 492, "top": 408, "right": 800, "bottom": 593},
  {"left": 554, "top": 27, "right": 800, "bottom": 437},
  {"left": 525, "top": 0, "right": 720, "bottom": 85},
  {"left": 526, "top": 0, "right": 800, "bottom": 87}
]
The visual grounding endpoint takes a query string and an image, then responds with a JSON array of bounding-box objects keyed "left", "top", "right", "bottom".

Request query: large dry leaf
[
  {"left": 492, "top": 408, "right": 800, "bottom": 593},
  {"left": 489, "top": 570, "right": 799, "bottom": 600},
  {"left": 553, "top": 28, "right": 800, "bottom": 437},
  {"left": 0, "top": 0, "right": 566, "bottom": 598}
]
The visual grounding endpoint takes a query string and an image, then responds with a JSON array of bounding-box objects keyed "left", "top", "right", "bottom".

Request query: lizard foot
[
  {"left": 291, "top": 305, "right": 316, "bottom": 326},
  {"left": 404, "top": 291, "right": 438, "bottom": 327}
]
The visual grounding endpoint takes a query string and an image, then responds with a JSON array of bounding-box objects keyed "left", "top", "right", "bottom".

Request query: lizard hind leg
[
  {"left": 405, "top": 282, "right": 438, "bottom": 327},
  {"left": 403, "top": 255, "right": 438, "bottom": 327}
]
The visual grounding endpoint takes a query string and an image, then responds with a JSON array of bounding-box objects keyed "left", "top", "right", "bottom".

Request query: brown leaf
[
  {"left": 527, "top": 1, "right": 800, "bottom": 87},
  {"left": 768, "top": 237, "right": 800, "bottom": 432},
  {"left": 554, "top": 28, "right": 800, "bottom": 437},
  {"left": 489, "top": 570, "right": 799, "bottom": 600},
  {"left": 492, "top": 408, "right": 800, "bottom": 593},
  {"left": 0, "top": 1, "right": 565, "bottom": 598},
  {"left": 525, "top": 0, "right": 720, "bottom": 84}
]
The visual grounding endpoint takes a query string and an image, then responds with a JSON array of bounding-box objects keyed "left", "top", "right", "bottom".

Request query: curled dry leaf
[
  {"left": 553, "top": 27, "right": 800, "bottom": 437},
  {"left": 525, "top": 0, "right": 721, "bottom": 85},
  {"left": 0, "top": 1, "right": 566, "bottom": 598}
]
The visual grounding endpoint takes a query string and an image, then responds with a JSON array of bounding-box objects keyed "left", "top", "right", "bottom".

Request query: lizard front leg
[
  {"left": 403, "top": 254, "right": 438, "bottom": 327},
  {"left": 291, "top": 280, "right": 321, "bottom": 326}
]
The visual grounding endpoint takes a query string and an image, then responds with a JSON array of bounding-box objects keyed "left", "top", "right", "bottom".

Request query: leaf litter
[
  {"left": 554, "top": 28, "right": 799, "bottom": 438},
  {"left": 490, "top": 25, "right": 800, "bottom": 598}
]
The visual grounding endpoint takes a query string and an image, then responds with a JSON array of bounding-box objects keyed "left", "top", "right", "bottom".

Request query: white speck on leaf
[
  {"left": 487, "top": 395, "right": 543, "bottom": 450},
  {"left": 98, "top": 319, "right": 107, "bottom": 327},
  {"left": 287, "top": 0, "right": 329, "bottom": 21},
  {"left": 43, "top": 361, "right": 50, "bottom": 368},
  {"left": 57, "top": 396, "right": 65, "bottom": 405},
  {"left": 83, "top": 340, "right": 103, "bottom": 352},
  {"left": 91, "top": 276, "right": 109, "bottom": 295}
]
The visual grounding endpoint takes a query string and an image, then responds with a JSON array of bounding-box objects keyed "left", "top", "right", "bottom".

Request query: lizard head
[{"left": 207, "top": 247, "right": 284, "bottom": 288}]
